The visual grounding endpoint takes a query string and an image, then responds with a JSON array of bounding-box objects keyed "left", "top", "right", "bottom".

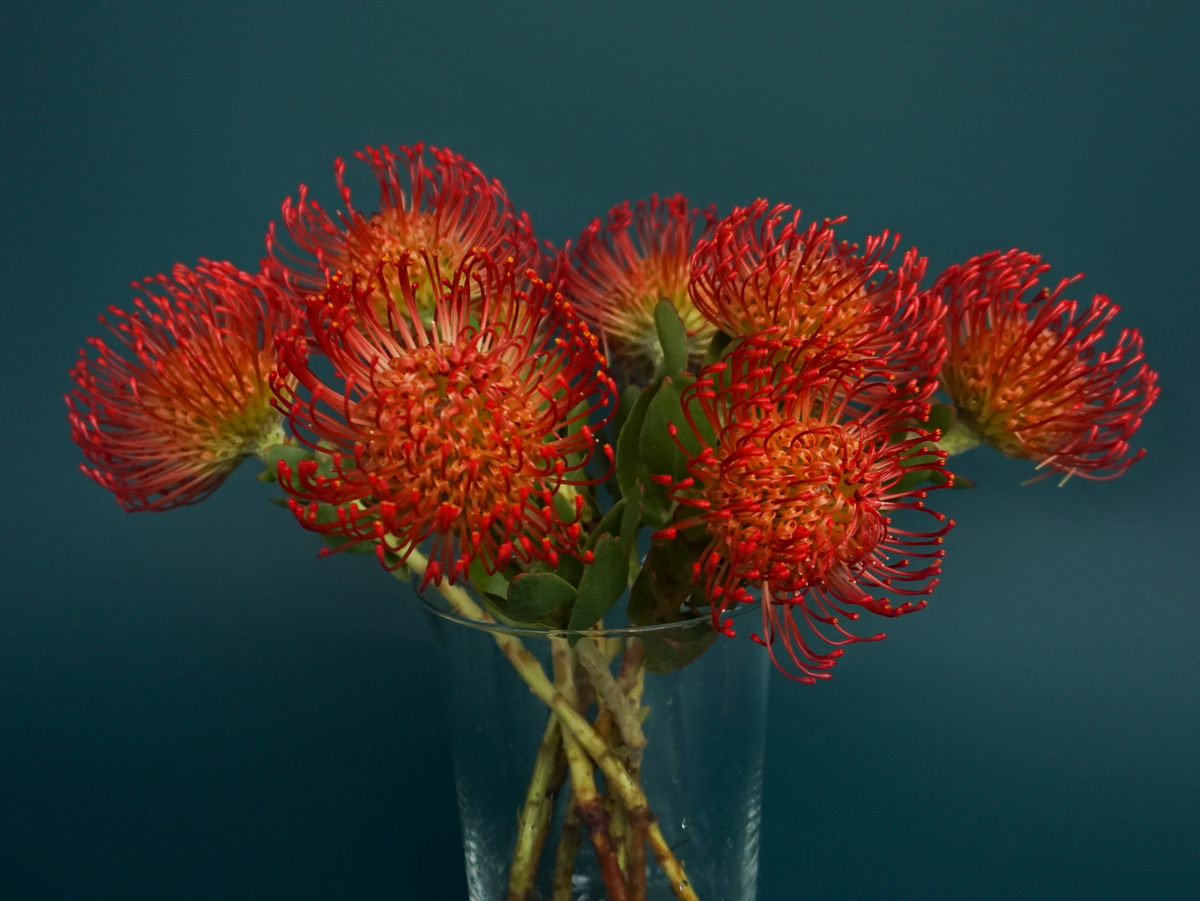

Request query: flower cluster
[
  {"left": 67, "top": 141, "right": 1158, "bottom": 682},
  {"left": 64, "top": 141, "right": 1167, "bottom": 901}
]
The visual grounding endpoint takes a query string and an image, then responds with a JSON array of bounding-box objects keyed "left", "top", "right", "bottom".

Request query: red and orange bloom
[
  {"left": 690, "top": 199, "right": 944, "bottom": 380},
  {"left": 272, "top": 251, "right": 617, "bottom": 588},
  {"left": 934, "top": 249, "right": 1159, "bottom": 481},
  {"left": 267, "top": 143, "right": 538, "bottom": 321},
  {"left": 651, "top": 335, "right": 953, "bottom": 682},
  {"left": 559, "top": 194, "right": 717, "bottom": 373},
  {"left": 67, "top": 261, "right": 295, "bottom": 511}
]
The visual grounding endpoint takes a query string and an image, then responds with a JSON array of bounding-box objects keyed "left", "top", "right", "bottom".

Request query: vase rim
[{"left": 417, "top": 590, "right": 762, "bottom": 639}]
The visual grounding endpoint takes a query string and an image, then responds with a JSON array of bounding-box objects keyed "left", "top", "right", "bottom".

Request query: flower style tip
[
  {"left": 273, "top": 251, "right": 617, "bottom": 587},
  {"left": 690, "top": 199, "right": 944, "bottom": 380},
  {"left": 559, "top": 194, "right": 717, "bottom": 375},
  {"left": 934, "top": 249, "right": 1159, "bottom": 481},
  {"left": 267, "top": 143, "right": 538, "bottom": 318},
  {"left": 656, "top": 334, "right": 952, "bottom": 681},
  {"left": 67, "top": 261, "right": 296, "bottom": 511}
]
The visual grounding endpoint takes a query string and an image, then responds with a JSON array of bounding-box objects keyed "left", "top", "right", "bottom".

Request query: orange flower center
[
  {"left": 353, "top": 343, "right": 558, "bottom": 539},
  {"left": 698, "top": 415, "right": 887, "bottom": 586},
  {"left": 735, "top": 253, "right": 874, "bottom": 346}
]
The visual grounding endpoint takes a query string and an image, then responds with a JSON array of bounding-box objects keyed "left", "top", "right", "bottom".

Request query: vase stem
[
  {"left": 576, "top": 637, "right": 647, "bottom": 767},
  {"left": 403, "top": 553, "right": 704, "bottom": 901},
  {"left": 554, "top": 639, "right": 630, "bottom": 901},
  {"left": 505, "top": 711, "right": 565, "bottom": 901}
]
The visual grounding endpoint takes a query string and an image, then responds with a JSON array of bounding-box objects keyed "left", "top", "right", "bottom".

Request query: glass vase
[{"left": 421, "top": 593, "right": 769, "bottom": 901}]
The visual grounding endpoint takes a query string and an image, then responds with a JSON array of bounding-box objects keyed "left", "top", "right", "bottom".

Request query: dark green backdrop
[{"left": 2, "top": 2, "right": 1196, "bottom": 898}]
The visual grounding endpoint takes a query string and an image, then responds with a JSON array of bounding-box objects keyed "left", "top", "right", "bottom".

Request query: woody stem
[
  {"left": 552, "top": 638, "right": 628, "bottom": 901},
  {"left": 505, "top": 712, "right": 565, "bottom": 901},
  {"left": 399, "top": 550, "right": 701, "bottom": 901}
]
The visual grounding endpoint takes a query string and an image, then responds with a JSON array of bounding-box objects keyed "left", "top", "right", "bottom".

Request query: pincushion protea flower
[
  {"left": 934, "top": 249, "right": 1159, "bottom": 481},
  {"left": 267, "top": 142, "right": 537, "bottom": 322},
  {"left": 272, "top": 251, "right": 617, "bottom": 587},
  {"left": 67, "top": 261, "right": 295, "bottom": 511},
  {"left": 559, "top": 194, "right": 717, "bottom": 373},
  {"left": 651, "top": 335, "right": 953, "bottom": 681},
  {"left": 690, "top": 199, "right": 944, "bottom": 380}
]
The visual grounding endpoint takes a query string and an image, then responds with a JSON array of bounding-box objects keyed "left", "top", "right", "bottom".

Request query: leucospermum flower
[
  {"left": 67, "top": 261, "right": 295, "bottom": 511},
  {"left": 934, "top": 249, "right": 1159, "bottom": 481},
  {"left": 651, "top": 335, "right": 953, "bottom": 682},
  {"left": 560, "top": 194, "right": 717, "bottom": 373},
  {"left": 690, "top": 199, "right": 944, "bottom": 380},
  {"left": 272, "top": 251, "right": 617, "bottom": 587},
  {"left": 268, "top": 143, "right": 537, "bottom": 323}
]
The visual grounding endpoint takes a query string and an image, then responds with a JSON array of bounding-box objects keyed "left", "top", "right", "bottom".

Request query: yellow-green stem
[
  {"left": 551, "top": 795, "right": 583, "bottom": 901},
  {"left": 554, "top": 639, "right": 628, "bottom": 901},
  {"left": 506, "top": 713, "right": 564, "bottom": 901},
  {"left": 400, "top": 552, "right": 700, "bottom": 901},
  {"left": 576, "top": 637, "right": 647, "bottom": 768}
]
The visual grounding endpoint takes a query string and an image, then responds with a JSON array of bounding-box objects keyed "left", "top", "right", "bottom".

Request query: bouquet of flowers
[{"left": 67, "top": 143, "right": 1158, "bottom": 901}]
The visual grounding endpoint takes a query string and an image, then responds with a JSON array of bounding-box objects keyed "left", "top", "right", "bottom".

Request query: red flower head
[
  {"left": 67, "top": 261, "right": 295, "bottom": 511},
  {"left": 559, "top": 194, "right": 717, "bottom": 373},
  {"left": 272, "top": 251, "right": 617, "bottom": 588},
  {"left": 651, "top": 334, "right": 953, "bottom": 682},
  {"left": 267, "top": 143, "right": 538, "bottom": 321},
  {"left": 690, "top": 199, "right": 944, "bottom": 380},
  {"left": 934, "top": 249, "right": 1159, "bottom": 481}
]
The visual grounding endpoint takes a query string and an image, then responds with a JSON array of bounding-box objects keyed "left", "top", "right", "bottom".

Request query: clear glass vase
[{"left": 421, "top": 593, "right": 769, "bottom": 901}]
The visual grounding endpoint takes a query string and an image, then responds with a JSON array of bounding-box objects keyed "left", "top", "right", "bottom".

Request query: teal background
[{"left": 2, "top": 1, "right": 1196, "bottom": 897}]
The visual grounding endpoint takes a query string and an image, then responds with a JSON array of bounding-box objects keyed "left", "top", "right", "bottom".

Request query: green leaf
[
  {"left": 611, "top": 385, "right": 642, "bottom": 451},
  {"left": 314, "top": 502, "right": 376, "bottom": 555},
  {"left": 950, "top": 473, "right": 976, "bottom": 489},
  {"left": 382, "top": 550, "right": 412, "bottom": 582},
  {"left": 640, "top": 375, "right": 699, "bottom": 482},
  {"left": 616, "top": 383, "right": 658, "bottom": 499},
  {"left": 619, "top": 482, "right": 642, "bottom": 560},
  {"left": 641, "top": 618, "right": 719, "bottom": 674},
  {"left": 508, "top": 572, "right": 578, "bottom": 623},
  {"left": 556, "top": 554, "right": 585, "bottom": 588},
  {"left": 627, "top": 533, "right": 707, "bottom": 626},
  {"left": 585, "top": 498, "right": 626, "bottom": 552},
  {"left": 322, "top": 536, "right": 376, "bottom": 555},
  {"left": 469, "top": 559, "right": 511, "bottom": 599},
  {"left": 569, "top": 534, "right": 629, "bottom": 634},
  {"left": 654, "top": 299, "right": 688, "bottom": 377},
  {"left": 639, "top": 375, "right": 702, "bottom": 521},
  {"left": 552, "top": 488, "right": 578, "bottom": 523},
  {"left": 261, "top": 443, "right": 315, "bottom": 487},
  {"left": 480, "top": 594, "right": 524, "bottom": 628},
  {"left": 702, "top": 329, "right": 733, "bottom": 367},
  {"left": 924, "top": 403, "right": 955, "bottom": 438}
]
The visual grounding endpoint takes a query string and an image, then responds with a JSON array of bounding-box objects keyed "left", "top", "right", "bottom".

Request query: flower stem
[
  {"left": 553, "top": 639, "right": 628, "bottom": 901},
  {"left": 506, "top": 712, "right": 565, "bottom": 901},
  {"left": 551, "top": 795, "right": 583, "bottom": 901},
  {"left": 400, "top": 553, "right": 700, "bottom": 901},
  {"left": 620, "top": 645, "right": 649, "bottom": 901},
  {"left": 576, "top": 637, "right": 647, "bottom": 768}
]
